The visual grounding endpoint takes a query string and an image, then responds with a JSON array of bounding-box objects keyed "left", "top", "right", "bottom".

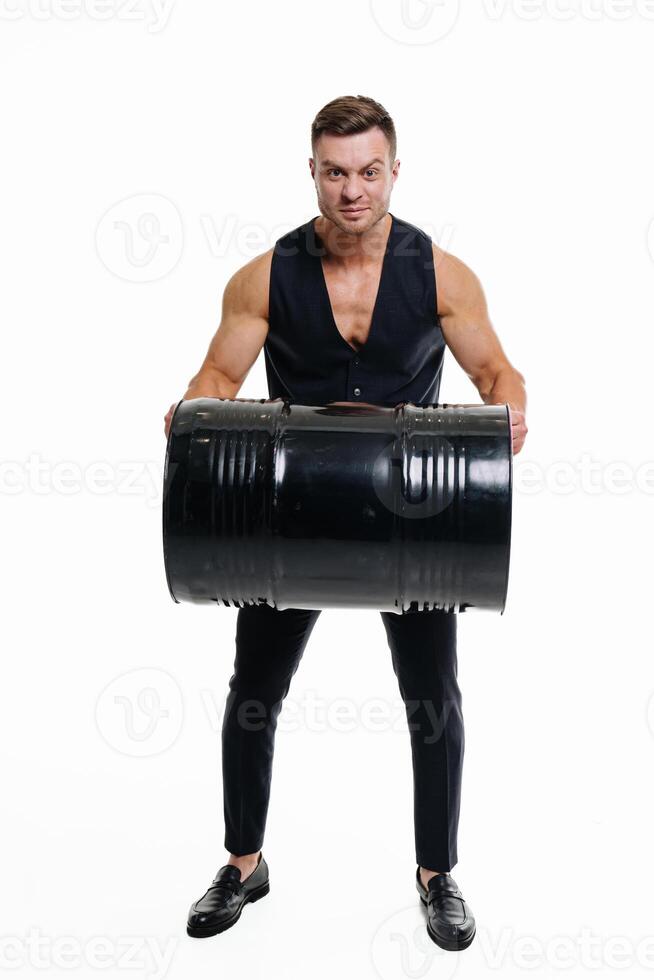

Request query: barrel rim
[
  {"left": 499, "top": 402, "right": 513, "bottom": 615},
  {"left": 162, "top": 398, "right": 185, "bottom": 604}
]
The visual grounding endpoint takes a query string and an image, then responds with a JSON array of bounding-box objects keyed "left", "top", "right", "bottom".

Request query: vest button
[
  {"left": 354, "top": 358, "right": 359, "bottom": 366},
  {"left": 353, "top": 387, "right": 361, "bottom": 397}
]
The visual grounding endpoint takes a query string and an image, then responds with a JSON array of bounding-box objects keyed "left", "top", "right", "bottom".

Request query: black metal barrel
[{"left": 162, "top": 397, "right": 513, "bottom": 613}]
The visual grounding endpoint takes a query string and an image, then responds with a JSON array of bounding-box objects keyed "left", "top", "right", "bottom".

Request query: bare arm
[
  {"left": 164, "top": 249, "right": 272, "bottom": 436},
  {"left": 434, "top": 244, "right": 528, "bottom": 454}
]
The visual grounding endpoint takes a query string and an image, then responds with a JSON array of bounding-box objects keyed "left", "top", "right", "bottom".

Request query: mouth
[{"left": 341, "top": 207, "right": 368, "bottom": 215}]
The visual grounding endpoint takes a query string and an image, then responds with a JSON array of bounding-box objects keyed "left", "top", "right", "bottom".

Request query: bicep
[
  {"left": 435, "top": 245, "right": 511, "bottom": 393},
  {"left": 201, "top": 251, "right": 272, "bottom": 388}
]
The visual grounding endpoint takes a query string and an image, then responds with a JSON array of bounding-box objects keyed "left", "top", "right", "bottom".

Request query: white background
[{"left": 2, "top": 1, "right": 654, "bottom": 977}]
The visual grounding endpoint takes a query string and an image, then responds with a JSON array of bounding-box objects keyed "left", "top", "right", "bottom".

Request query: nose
[{"left": 341, "top": 178, "right": 365, "bottom": 202}]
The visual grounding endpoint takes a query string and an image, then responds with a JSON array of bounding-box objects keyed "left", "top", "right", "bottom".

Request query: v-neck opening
[{"left": 313, "top": 212, "right": 395, "bottom": 355}]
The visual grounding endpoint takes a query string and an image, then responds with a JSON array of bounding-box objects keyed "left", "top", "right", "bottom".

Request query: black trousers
[{"left": 221, "top": 602, "right": 464, "bottom": 871}]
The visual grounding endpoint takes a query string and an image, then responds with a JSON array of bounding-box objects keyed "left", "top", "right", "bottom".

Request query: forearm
[
  {"left": 164, "top": 366, "right": 240, "bottom": 439},
  {"left": 182, "top": 366, "right": 240, "bottom": 401},
  {"left": 481, "top": 366, "right": 527, "bottom": 416}
]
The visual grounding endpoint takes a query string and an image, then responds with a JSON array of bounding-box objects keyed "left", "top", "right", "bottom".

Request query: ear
[{"left": 308, "top": 158, "right": 315, "bottom": 177}]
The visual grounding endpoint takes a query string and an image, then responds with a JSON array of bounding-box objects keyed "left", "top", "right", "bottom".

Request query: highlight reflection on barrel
[{"left": 162, "top": 397, "right": 512, "bottom": 613}]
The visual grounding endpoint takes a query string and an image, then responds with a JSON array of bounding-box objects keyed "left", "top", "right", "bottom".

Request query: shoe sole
[
  {"left": 419, "top": 894, "right": 476, "bottom": 951},
  {"left": 187, "top": 881, "right": 270, "bottom": 938}
]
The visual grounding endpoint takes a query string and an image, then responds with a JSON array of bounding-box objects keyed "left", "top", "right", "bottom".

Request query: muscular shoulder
[
  {"left": 223, "top": 247, "right": 274, "bottom": 320},
  {"left": 432, "top": 243, "right": 486, "bottom": 319}
]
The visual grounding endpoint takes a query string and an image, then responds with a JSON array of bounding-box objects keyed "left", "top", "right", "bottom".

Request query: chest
[{"left": 320, "top": 259, "right": 385, "bottom": 351}]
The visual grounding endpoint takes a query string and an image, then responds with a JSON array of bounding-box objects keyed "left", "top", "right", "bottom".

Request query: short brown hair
[{"left": 311, "top": 95, "right": 397, "bottom": 163}]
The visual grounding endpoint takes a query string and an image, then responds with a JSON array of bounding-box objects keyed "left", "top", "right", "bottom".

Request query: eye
[
  {"left": 365, "top": 169, "right": 378, "bottom": 178},
  {"left": 327, "top": 169, "right": 342, "bottom": 177}
]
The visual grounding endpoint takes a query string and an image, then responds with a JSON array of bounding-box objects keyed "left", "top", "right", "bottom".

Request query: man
[{"left": 164, "top": 95, "right": 527, "bottom": 951}]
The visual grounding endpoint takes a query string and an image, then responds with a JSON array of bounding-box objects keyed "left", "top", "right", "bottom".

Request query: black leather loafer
[
  {"left": 187, "top": 852, "right": 270, "bottom": 937},
  {"left": 415, "top": 868, "right": 476, "bottom": 951}
]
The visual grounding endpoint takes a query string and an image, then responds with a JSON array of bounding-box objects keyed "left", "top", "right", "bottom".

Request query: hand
[
  {"left": 508, "top": 407, "right": 528, "bottom": 455},
  {"left": 164, "top": 401, "right": 180, "bottom": 439}
]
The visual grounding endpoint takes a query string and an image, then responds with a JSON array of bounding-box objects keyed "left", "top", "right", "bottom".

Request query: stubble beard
[{"left": 316, "top": 196, "right": 390, "bottom": 244}]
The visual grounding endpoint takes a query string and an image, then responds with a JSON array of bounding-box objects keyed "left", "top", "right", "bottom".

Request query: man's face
[{"left": 309, "top": 126, "right": 399, "bottom": 239}]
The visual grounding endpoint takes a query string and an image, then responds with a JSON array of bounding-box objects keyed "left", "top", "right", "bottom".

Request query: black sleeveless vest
[{"left": 264, "top": 212, "right": 446, "bottom": 409}]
